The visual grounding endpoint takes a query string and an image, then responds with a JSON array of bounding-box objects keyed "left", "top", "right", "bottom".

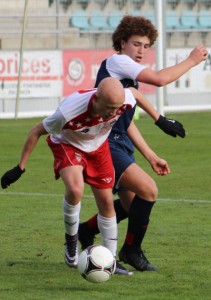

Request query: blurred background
[{"left": 0, "top": 0, "right": 211, "bottom": 118}]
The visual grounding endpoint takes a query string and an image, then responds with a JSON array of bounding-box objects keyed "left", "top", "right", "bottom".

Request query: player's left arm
[
  {"left": 127, "top": 120, "right": 170, "bottom": 176},
  {"left": 137, "top": 44, "right": 208, "bottom": 86},
  {"left": 129, "top": 87, "right": 185, "bottom": 138}
]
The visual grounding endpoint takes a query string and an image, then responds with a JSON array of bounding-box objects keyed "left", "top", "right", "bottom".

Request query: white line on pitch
[{"left": 0, "top": 191, "right": 210, "bottom": 203}]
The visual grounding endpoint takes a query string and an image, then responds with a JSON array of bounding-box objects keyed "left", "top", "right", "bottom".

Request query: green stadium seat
[
  {"left": 166, "top": 10, "right": 182, "bottom": 30},
  {"left": 166, "top": 0, "right": 180, "bottom": 8},
  {"left": 198, "top": 10, "right": 211, "bottom": 29},
  {"left": 145, "top": 11, "right": 155, "bottom": 25},
  {"left": 180, "top": 10, "right": 199, "bottom": 29},
  {"left": 108, "top": 11, "right": 124, "bottom": 30},
  {"left": 180, "top": 0, "right": 195, "bottom": 4},
  {"left": 74, "top": 0, "right": 89, "bottom": 9},
  {"left": 197, "top": 0, "right": 211, "bottom": 4},
  {"left": 128, "top": 10, "right": 141, "bottom": 16},
  {"left": 70, "top": 10, "right": 92, "bottom": 31},
  {"left": 127, "top": 0, "right": 145, "bottom": 9},
  {"left": 89, "top": 11, "right": 111, "bottom": 30}
]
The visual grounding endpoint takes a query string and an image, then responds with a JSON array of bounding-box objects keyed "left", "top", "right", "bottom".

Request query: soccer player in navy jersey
[{"left": 78, "top": 15, "right": 208, "bottom": 273}]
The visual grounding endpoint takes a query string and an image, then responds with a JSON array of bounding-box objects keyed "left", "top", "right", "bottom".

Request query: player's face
[
  {"left": 121, "top": 35, "right": 151, "bottom": 63},
  {"left": 92, "top": 95, "right": 123, "bottom": 120},
  {"left": 97, "top": 102, "right": 122, "bottom": 120}
]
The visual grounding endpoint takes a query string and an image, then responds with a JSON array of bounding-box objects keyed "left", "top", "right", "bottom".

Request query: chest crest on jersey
[{"left": 75, "top": 152, "right": 82, "bottom": 162}]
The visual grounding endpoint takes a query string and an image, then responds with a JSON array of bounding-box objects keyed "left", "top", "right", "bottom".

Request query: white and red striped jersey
[{"left": 43, "top": 88, "right": 136, "bottom": 153}]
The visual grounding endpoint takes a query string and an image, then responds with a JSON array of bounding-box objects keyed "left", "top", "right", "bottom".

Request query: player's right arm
[
  {"left": 18, "top": 123, "right": 48, "bottom": 170},
  {"left": 1, "top": 123, "right": 48, "bottom": 189}
]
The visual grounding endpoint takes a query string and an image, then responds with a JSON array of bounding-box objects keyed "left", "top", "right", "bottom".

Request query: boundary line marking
[{"left": 0, "top": 191, "right": 210, "bottom": 203}]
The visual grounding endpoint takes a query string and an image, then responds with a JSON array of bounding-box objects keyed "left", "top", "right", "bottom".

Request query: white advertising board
[
  {"left": 0, "top": 51, "right": 62, "bottom": 98},
  {"left": 166, "top": 49, "right": 211, "bottom": 93}
]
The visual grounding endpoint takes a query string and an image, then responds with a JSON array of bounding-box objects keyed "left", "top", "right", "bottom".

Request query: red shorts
[{"left": 46, "top": 136, "right": 115, "bottom": 189}]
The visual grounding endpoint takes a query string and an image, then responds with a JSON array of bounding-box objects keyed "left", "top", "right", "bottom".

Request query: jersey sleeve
[
  {"left": 107, "top": 54, "right": 146, "bottom": 81},
  {"left": 124, "top": 88, "right": 136, "bottom": 107},
  {"left": 42, "top": 107, "right": 66, "bottom": 135}
]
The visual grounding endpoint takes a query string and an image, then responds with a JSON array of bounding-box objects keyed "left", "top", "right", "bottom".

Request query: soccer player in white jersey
[{"left": 1, "top": 77, "right": 170, "bottom": 275}]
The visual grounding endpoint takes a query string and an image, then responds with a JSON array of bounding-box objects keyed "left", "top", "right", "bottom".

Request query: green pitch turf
[{"left": 0, "top": 112, "right": 211, "bottom": 300}]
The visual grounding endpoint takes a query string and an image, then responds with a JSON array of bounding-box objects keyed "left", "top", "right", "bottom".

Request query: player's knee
[
  {"left": 97, "top": 198, "right": 115, "bottom": 217},
  {"left": 65, "top": 185, "right": 83, "bottom": 202},
  {"left": 142, "top": 180, "right": 158, "bottom": 202},
  {"left": 150, "top": 183, "right": 158, "bottom": 201}
]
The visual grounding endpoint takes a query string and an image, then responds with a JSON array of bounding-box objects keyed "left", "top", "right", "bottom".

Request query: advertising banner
[
  {"left": 62, "top": 49, "right": 156, "bottom": 97},
  {"left": 0, "top": 48, "right": 210, "bottom": 100},
  {"left": 62, "top": 49, "right": 113, "bottom": 96},
  {"left": 166, "top": 49, "right": 211, "bottom": 93},
  {"left": 0, "top": 51, "right": 62, "bottom": 98}
]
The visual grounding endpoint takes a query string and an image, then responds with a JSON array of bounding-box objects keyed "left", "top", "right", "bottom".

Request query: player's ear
[
  {"left": 93, "top": 94, "right": 99, "bottom": 103},
  {"left": 120, "top": 40, "right": 125, "bottom": 50}
]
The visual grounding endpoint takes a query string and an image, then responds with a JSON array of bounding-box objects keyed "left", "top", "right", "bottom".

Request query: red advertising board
[
  {"left": 62, "top": 49, "right": 156, "bottom": 97},
  {"left": 62, "top": 49, "right": 113, "bottom": 96},
  {"left": 139, "top": 47, "right": 156, "bottom": 94}
]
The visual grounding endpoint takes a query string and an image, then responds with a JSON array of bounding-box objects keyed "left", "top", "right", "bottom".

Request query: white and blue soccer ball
[{"left": 77, "top": 245, "right": 116, "bottom": 283}]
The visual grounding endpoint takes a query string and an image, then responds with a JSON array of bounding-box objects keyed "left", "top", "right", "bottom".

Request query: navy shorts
[{"left": 109, "top": 141, "right": 135, "bottom": 194}]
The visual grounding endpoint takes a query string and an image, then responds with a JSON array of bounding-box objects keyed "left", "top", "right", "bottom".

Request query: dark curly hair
[{"left": 112, "top": 15, "right": 158, "bottom": 52}]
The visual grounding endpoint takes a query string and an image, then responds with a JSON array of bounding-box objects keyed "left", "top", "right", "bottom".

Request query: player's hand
[
  {"left": 155, "top": 115, "right": 185, "bottom": 138},
  {"left": 151, "top": 157, "right": 170, "bottom": 176},
  {"left": 189, "top": 44, "right": 208, "bottom": 65},
  {"left": 1, "top": 165, "right": 25, "bottom": 189}
]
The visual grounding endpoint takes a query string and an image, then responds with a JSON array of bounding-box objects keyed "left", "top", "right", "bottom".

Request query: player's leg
[
  {"left": 91, "top": 187, "right": 117, "bottom": 255},
  {"left": 47, "top": 138, "right": 87, "bottom": 267},
  {"left": 60, "top": 165, "right": 84, "bottom": 267},
  {"left": 78, "top": 198, "right": 128, "bottom": 250},
  {"left": 118, "top": 162, "right": 158, "bottom": 271},
  {"left": 78, "top": 141, "right": 131, "bottom": 249},
  {"left": 91, "top": 186, "right": 133, "bottom": 276}
]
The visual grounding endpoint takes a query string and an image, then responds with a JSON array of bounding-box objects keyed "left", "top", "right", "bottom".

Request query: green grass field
[{"left": 0, "top": 112, "right": 211, "bottom": 300}]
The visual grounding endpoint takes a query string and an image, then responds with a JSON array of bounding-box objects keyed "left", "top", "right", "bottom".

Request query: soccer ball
[{"left": 77, "top": 245, "right": 116, "bottom": 283}]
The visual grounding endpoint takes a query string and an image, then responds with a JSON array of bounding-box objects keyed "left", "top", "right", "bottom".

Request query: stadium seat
[
  {"left": 198, "top": 10, "right": 211, "bottom": 29},
  {"left": 127, "top": 0, "right": 145, "bottom": 9},
  {"left": 180, "top": 10, "right": 199, "bottom": 29},
  {"left": 74, "top": 0, "right": 89, "bottom": 9},
  {"left": 114, "top": 0, "right": 126, "bottom": 10},
  {"left": 166, "top": 0, "right": 179, "bottom": 4},
  {"left": 89, "top": 11, "right": 111, "bottom": 30},
  {"left": 197, "top": 0, "right": 211, "bottom": 5},
  {"left": 166, "top": 10, "right": 182, "bottom": 30},
  {"left": 107, "top": 11, "right": 124, "bottom": 30},
  {"left": 128, "top": 10, "right": 142, "bottom": 16},
  {"left": 145, "top": 11, "right": 155, "bottom": 25},
  {"left": 166, "top": 0, "right": 180, "bottom": 8},
  {"left": 70, "top": 10, "right": 92, "bottom": 31},
  {"left": 181, "top": 0, "right": 196, "bottom": 4}
]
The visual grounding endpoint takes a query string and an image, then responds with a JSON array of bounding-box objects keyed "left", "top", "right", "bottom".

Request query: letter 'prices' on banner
[{"left": 0, "top": 51, "right": 62, "bottom": 98}]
